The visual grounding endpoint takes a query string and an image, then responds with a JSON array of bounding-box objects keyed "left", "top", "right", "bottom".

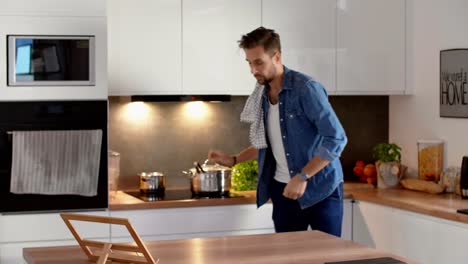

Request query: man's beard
[
  {"left": 254, "top": 71, "right": 274, "bottom": 85},
  {"left": 255, "top": 75, "right": 266, "bottom": 85}
]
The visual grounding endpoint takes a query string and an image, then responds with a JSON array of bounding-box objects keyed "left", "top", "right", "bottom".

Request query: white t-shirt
[{"left": 267, "top": 101, "right": 291, "bottom": 183}]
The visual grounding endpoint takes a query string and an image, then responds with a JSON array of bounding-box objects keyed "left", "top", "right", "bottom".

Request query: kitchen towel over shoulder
[
  {"left": 10, "top": 130, "right": 102, "bottom": 196},
  {"left": 240, "top": 82, "right": 267, "bottom": 149}
]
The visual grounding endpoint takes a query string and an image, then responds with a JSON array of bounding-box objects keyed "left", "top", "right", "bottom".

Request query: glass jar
[
  {"left": 108, "top": 151, "right": 121, "bottom": 196},
  {"left": 417, "top": 140, "right": 443, "bottom": 182},
  {"left": 440, "top": 166, "right": 461, "bottom": 193}
]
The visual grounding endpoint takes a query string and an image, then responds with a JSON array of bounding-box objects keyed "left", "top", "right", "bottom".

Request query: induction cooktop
[{"left": 125, "top": 189, "right": 246, "bottom": 202}]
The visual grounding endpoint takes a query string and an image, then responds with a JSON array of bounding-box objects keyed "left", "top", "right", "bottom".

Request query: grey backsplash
[{"left": 109, "top": 96, "right": 388, "bottom": 190}]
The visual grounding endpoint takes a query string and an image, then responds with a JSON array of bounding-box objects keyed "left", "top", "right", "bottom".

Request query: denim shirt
[{"left": 256, "top": 66, "right": 347, "bottom": 209}]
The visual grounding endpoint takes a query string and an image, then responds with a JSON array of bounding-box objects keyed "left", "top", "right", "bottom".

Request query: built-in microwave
[{"left": 7, "top": 35, "right": 95, "bottom": 86}]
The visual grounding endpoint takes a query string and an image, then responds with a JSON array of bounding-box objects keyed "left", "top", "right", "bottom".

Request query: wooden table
[{"left": 24, "top": 231, "right": 415, "bottom": 264}]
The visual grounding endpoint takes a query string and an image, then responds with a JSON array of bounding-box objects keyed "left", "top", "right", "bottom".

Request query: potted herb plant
[{"left": 373, "top": 143, "right": 406, "bottom": 188}]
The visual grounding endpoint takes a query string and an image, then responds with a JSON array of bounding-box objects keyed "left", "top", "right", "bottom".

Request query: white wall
[{"left": 390, "top": 0, "right": 468, "bottom": 176}]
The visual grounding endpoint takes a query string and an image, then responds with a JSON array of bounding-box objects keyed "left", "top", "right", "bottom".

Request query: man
[{"left": 208, "top": 27, "right": 347, "bottom": 236}]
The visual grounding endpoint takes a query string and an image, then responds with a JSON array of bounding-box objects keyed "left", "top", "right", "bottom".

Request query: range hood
[{"left": 131, "top": 95, "right": 231, "bottom": 102}]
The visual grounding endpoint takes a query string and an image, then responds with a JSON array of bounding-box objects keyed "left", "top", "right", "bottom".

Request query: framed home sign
[{"left": 440, "top": 49, "right": 468, "bottom": 118}]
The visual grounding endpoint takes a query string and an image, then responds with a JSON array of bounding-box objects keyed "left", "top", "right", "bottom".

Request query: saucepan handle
[{"left": 194, "top": 161, "right": 206, "bottom": 173}]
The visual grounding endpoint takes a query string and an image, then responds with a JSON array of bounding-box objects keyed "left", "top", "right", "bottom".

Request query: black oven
[{"left": 0, "top": 100, "right": 108, "bottom": 214}]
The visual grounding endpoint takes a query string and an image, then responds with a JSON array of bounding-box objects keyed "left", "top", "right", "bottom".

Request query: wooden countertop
[
  {"left": 109, "top": 182, "right": 374, "bottom": 210},
  {"left": 351, "top": 188, "right": 468, "bottom": 224},
  {"left": 23, "top": 230, "right": 415, "bottom": 264},
  {"left": 109, "top": 190, "right": 258, "bottom": 210}
]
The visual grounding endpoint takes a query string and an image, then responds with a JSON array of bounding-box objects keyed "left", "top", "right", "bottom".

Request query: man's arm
[
  {"left": 302, "top": 80, "right": 348, "bottom": 163},
  {"left": 234, "top": 146, "right": 258, "bottom": 164},
  {"left": 283, "top": 81, "right": 347, "bottom": 200},
  {"left": 283, "top": 156, "right": 330, "bottom": 200},
  {"left": 208, "top": 146, "right": 258, "bottom": 167},
  {"left": 301, "top": 156, "right": 330, "bottom": 179}
]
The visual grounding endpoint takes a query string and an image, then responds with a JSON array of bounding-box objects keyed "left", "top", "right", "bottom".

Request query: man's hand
[
  {"left": 283, "top": 174, "right": 307, "bottom": 200},
  {"left": 207, "top": 149, "right": 235, "bottom": 167}
]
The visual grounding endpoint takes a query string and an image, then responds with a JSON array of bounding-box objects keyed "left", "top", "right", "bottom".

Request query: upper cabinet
[
  {"left": 337, "top": 0, "right": 406, "bottom": 94},
  {"left": 107, "top": 0, "right": 407, "bottom": 96},
  {"left": 263, "top": 0, "right": 336, "bottom": 94},
  {"left": 108, "top": 0, "right": 182, "bottom": 95},
  {"left": 0, "top": 0, "right": 105, "bottom": 17},
  {"left": 182, "top": 0, "right": 261, "bottom": 95},
  {"left": 263, "top": 0, "right": 406, "bottom": 95},
  {"left": 0, "top": 0, "right": 107, "bottom": 101}
]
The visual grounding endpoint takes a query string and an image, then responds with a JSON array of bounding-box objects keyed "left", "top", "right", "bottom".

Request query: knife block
[{"left": 61, "top": 213, "right": 158, "bottom": 264}]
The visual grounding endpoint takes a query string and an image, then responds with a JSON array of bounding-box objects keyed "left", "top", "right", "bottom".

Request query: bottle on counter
[{"left": 108, "top": 150, "right": 121, "bottom": 197}]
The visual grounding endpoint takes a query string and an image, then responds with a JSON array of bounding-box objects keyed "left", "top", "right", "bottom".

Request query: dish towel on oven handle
[
  {"left": 10, "top": 130, "right": 103, "bottom": 196},
  {"left": 240, "top": 82, "right": 268, "bottom": 149}
]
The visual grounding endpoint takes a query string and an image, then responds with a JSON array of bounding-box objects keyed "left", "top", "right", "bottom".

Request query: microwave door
[{"left": 7, "top": 35, "right": 95, "bottom": 86}]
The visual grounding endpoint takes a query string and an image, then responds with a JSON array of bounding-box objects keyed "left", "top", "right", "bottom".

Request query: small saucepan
[{"left": 139, "top": 172, "right": 166, "bottom": 194}]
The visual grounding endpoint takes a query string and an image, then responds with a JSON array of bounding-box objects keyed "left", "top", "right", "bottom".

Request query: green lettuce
[{"left": 231, "top": 160, "right": 258, "bottom": 191}]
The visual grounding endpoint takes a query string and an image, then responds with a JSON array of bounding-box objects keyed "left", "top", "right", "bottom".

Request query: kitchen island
[{"left": 23, "top": 230, "right": 415, "bottom": 264}]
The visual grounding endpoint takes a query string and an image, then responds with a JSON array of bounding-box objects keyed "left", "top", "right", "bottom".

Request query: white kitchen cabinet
[
  {"left": 430, "top": 218, "right": 468, "bottom": 264},
  {"left": 392, "top": 209, "right": 437, "bottom": 264},
  {"left": 107, "top": 0, "right": 182, "bottom": 95},
  {"left": 182, "top": 0, "right": 260, "bottom": 95},
  {"left": 107, "top": 0, "right": 406, "bottom": 96},
  {"left": 0, "top": 210, "right": 110, "bottom": 264},
  {"left": 337, "top": 0, "right": 406, "bottom": 94},
  {"left": 109, "top": 204, "right": 274, "bottom": 242},
  {"left": 342, "top": 198, "right": 353, "bottom": 240},
  {"left": 110, "top": 200, "right": 352, "bottom": 243},
  {"left": 352, "top": 201, "right": 394, "bottom": 250},
  {"left": 262, "top": 0, "right": 337, "bottom": 94},
  {"left": 353, "top": 201, "right": 468, "bottom": 264},
  {"left": 0, "top": 0, "right": 106, "bottom": 17},
  {"left": 393, "top": 209, "right": 468, "bottom": 264},
  {"left": 0, "top": 15, "right": 107, "bottom": 101}
]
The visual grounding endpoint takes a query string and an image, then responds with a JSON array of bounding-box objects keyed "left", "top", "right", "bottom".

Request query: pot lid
[
  {"left": 192, "top": 160, "right": 231, "bottom": 172},
  {"left": 138, "top": 172, "right": 165, "bottom": 177},
  {"left": 201, "top": 163, "right": 231, "bottom": 172}
]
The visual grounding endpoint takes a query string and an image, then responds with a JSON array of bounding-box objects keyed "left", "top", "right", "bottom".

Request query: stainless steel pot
[
  {"left": 186, "top": 160, "right": 232, "bottom": 196},
  {"left": 139, "top": 172, "right": 166, "bottom": 194}
]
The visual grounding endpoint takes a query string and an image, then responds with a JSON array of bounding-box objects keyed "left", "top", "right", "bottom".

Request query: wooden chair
[{"left": 61, "top": 213, "right": 158, "bottom": 264}]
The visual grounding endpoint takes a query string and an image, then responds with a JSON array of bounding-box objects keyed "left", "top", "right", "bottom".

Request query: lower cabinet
[
  {"left": 353, "top": 201, "right": 468, "bottom": 264},
  {"left": 342, "top": 199, "right": 353, "bottom": 241},
  {"left": 0, "top": 210, "right": 110, "bottom": 264},
  {"left": 352, "top": 201, "right": 394, "bottom": 249},
  {"left": 109, "top": 204, "right": 275, "bottom": 242},
  {"left": 109, "top": 200, "right": 353, "bottom": 243}
]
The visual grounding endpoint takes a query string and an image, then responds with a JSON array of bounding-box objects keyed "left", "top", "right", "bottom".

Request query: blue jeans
[{"left": 270, "top": 180, "right": 343, "bottom": 237}]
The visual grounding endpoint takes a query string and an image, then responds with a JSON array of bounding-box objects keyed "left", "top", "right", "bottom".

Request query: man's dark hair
[{"left": 238, "top": 27, "right": 281, "bottom": 54}]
